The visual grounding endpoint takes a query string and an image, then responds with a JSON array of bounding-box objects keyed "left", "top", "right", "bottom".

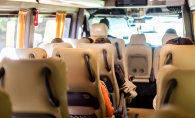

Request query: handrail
[
  {"left": 29, "top": 54, "right": 35, "bottom": 58},
  {"left": 0, "top": 67, "right": 5, "bottom": 78},
  {"left": 162, "top": 79, "right": 177, "bottom": 105},
  {"left": 43, "top": 67, "right": 59, "bottom": 107},
  {"left": 103, "top": 50, "right": 111, "bottom": 72},
  {"left": 165, "top": 53, "right": 172, "bottom": 65},
  {"left": 115, "top": 42, "right": 121, "bottom": 60},
  {"left": 84, "top": 55, "right": 95, "bottom": 82}
]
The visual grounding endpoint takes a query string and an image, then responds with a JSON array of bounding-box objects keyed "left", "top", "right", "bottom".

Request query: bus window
[
  {"left": 0, "top": 15, "right": 18, "bottom": 51},
  {"left": 92, "top": 16, "right": 183, "bottom": 46},
  {"left": 34, "top": 15, "right": 71, "bottom": 47}
]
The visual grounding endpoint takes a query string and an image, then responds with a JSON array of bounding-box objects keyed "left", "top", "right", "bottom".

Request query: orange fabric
[
  {"left": 100, "top": 81, "right": 114, "bottom": 117},
  {"left": 55, "top": 12, "right": 67, "bottom": 38},
  {"left": 17, "top": 10, "right": 27, "bottom": 48}
]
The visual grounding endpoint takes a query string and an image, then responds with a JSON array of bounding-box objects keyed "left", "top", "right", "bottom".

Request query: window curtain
[
  {"left": 193, "top": 11, "right": 195, "bottom": 40},
  {"left": 17, "top": 10, "right": 27, "bottom": 48},
  {"left": 55, "top": 12, "right": 67, "bottom": 38}
]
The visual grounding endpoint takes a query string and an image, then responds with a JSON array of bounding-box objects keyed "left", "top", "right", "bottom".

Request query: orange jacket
[{"left": 100, "top": 81, "right": 114, "bottom": 117}]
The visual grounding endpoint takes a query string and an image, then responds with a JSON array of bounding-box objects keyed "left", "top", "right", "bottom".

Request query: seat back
[
  {"left": 0, "top": 48, "right": 47, "bottom": 60},
  {"left": 125, "top": 34, "right": 152, "bottom": 83},
  {"left": 63, "top": 39, "right": 90, "bottom": 48},
  {"left": 77, "top": 43, "right": 119, "bottom": 110},
  {"left": 156, "top": 65, "right": 195, "bottom": 113},
  {"left": 52, "top": 48, "right": 106, "bottom": 118},
  {"left": 160, "top": 44, "right": 195, "bottom": 69},
  {"left": 41, "top": 43, "right": 73, "bottom": 57},
  {"left": 153, "top": 34, "right": 178, "bottom": 79},
  {"left": 90, "top": 23, "right": 108, "bottom": 41},
  {"left": 0, "top": 90, "right": 11, "bottom": 118},
  {"left": 0, "top": 58, "right": 69, "bottom": 118}
]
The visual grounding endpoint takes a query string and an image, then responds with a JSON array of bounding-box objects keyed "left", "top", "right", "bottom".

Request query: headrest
[
  {"left": 162, "top": 33, "right": 178, "bottom": 45},
  {"left": 0, "top": 48, "right": 47, "bottom": 60},
  {"left": 130, "top": 34, "right": 146, "bottom": 45},
  {"left": 63, "top": 39, "right": 80, "bottom": 48},
  {"left": 160, "top": 44, "right": 195, "bottom": 69},
  {"left": 41, "top": 43, "right": 73, "bottom": 57},
  {"left": 90, "top": 23, "right": 108, "bottom": 37}
]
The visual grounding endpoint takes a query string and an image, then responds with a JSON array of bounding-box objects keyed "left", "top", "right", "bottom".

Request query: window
[
  {"left": 92, "top": 16, "right": 184, "bottom": 46},
  {"left": 34, "top": 15, "right": 71, "bottom": 47},
  {"left": 0, "top": 15, "right": 18, "bottom": 51}
]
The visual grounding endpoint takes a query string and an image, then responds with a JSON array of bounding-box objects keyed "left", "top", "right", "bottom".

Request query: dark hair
[
  {"left": 100, "top": 18, "right": 109, "bottom": 29},
  {"left": 166, "top": 28, "right": 177, "bottom": 34},
  {"left": 166, "top": 37, "right": 194, "bottom": 45},
  {"left": 51, "top": 38, "right": 64, "bottom": 43},
  {"left": 94, "top": 37, "right": 111, "bottom": 44}
]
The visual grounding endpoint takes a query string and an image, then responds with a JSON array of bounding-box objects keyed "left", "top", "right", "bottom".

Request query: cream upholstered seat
[
  {"left": 0, "top": 90, "right": 11, "bottom": 118},
  {"left": 0, "top": 58, "right": 69, "bottom": 118},
  {"left": 125, "top": 34, "right": 152, "bottom": 83},
  {"left": 40, "top": 43, "right": 73, "bottom": 57},
  {"left": 89, "top": 23, "right": 108, "bottom": 41},
  {"left": 0, "top": 48, "right": 47, "bottom": 60},
  {"left": 153, "top": 33, "right": 178, "bottom": 79},
  {"left": 77, "top": 43, "right": 120, "bottom": 111},
  {"left": 110, "top": 39, "right": 136, "bottom": 90},
  {"left": 52, "top": 48, "right": 106, "bottom": 118},
  {"left": 159, "top": 44, "right": 195, "bottom": 69},
  {"left": 63, "top": 38, "right": 90, "bottom": 48},
  {"left": 155, "top": 65, "right": 195, "bottom": 114}
]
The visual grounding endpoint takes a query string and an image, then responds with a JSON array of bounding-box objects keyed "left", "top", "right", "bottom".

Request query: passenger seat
[
  {"left": 40, "top": 43, "right": 73, "bottom": 57},
  {"left": 52, "top": 48, "right": 107, "bottom": 118},
  {"left": 153, "top": 33, "right": 178, "bottom": 79},
  {"left": 63, "top": 38, "right": 90, "bottom": 48},
  {"left": 0, "top": 48, "right": 47, "bottom": 60},
  {"left": 125, "top": 34, "right": 152, "bottom": 83},
  {"left": 0, "top": 90, "right": 11, "bottom": 118},
  {"left": 0, "top": 58, "right": 70, "bottom": 118}
]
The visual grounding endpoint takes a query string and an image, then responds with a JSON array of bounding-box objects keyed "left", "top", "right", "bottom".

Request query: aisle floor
[{"left": 127, "top": 108, "right": 154, "bottom": 118}]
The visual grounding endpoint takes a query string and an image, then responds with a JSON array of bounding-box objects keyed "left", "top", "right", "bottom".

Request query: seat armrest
[{"left": 114, "top": 92, "right": 125, "bottom": 118}]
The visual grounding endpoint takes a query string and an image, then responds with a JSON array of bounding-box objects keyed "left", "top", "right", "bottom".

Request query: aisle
[{"left": 127, "top": 108, "right": 154, "bottom": 118}]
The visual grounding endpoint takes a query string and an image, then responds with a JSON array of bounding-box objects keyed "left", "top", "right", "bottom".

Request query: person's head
[
  {"left": 100, "top": 18, "right": 109, "bottom": 29},
  {"left": 165, "top": 28, "right": 177, "bottom": 34},
  {"left": 51, "top": 38, "right": 64, "bottom": 43},
  {"left": 94, "top": 37, "right": 111, "bottom": 44},
  {"left": 166, "top": 37, "right": 194, "bottom": 45}
]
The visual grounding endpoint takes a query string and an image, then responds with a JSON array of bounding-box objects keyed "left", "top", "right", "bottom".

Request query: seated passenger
[
  {"left": 94, "top": 37, "right": 137, "bottom": 99},
  {"left": 153, "top": 37, "right": 194, "bottom": 110},
  {"left": 165, "top": 28, "right": 177, "bottom": 34},
  {"left": 51, "top": 38, "right": 64, "bottom": 43}
]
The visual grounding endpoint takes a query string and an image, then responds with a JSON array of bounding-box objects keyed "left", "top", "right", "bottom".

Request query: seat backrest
[
  {"left": 156, "top": 65, "right": 195, "bottom": 113},
  {"left": 125, "top": 34, "right": 152, "bottom": 83},
  {"left": 90, "top": 23, "right": 108, "bottom": 41},
  {"left": 52, "top": 48, "right": 106, "bottom": 118},
  {"left": 77, "top": 43, "right": 119, "bottom": 110},
  {"left": 63, "top": 39, "right": 90, "bottom": 48},
  {"left": 0, "top": 58, "right": 69, "bottom": 118},
  {"left": 153, "top": 34, "right": 178, "bottom": 79},
  {"left": 160, "top": 44, "right": 195, "bottom": 69},
  {"left": 41, "top": 43, "right": 73, "bottom": 57},
  {"left": 0, "top": 48, "right": 47, "bottom": 60},
  {"left": 0, "top": 90, "right": 11, "bottom": 118}
]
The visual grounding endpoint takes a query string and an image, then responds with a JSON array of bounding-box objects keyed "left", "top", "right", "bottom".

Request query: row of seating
[{"left": 0, "top": 42, "right": 129, "bottom": 118}]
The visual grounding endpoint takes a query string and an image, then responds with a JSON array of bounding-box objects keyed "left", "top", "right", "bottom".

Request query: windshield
[{"left": 91, "top": 16, "right": 183, "bottom": 46}]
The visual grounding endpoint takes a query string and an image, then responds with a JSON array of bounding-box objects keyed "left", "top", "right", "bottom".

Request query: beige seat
[
  {"left": 89, "top": 23, "right": 108, "bottom": 41},
  {"left": 63, "top": 38, "right": 90, "bottom": 48},
  {"left": 0, "top": 48, "right": 47, "bottom": 60},
  {"left": 41, "top": 43, "right": 73, "bottom": 57},
  {"left": 0, "top": 58, "right": 69, "bottom": 118},
  {"left": 125, "top": 34, "right": 152, "bottom": 83},
  {"left": 110, "top": 39, "right": 137, "bottom": 90},
  {"left": 52, "top": 48, "right": 106, "bottom": 118},
  {"left": 159, "top": 44, "right": 195, "bottom": 69},
  {"left": 0, "top": 90, "right": 11, "bottom": 118},
  {"left": 77, "top": 43, "right": 120, "bottom": 110},
  {"left": 155, "top": 65, "right": 195, "bottom": 113},
  {"left": 153, "top": 33, "right": 178, "bottom": 79}
]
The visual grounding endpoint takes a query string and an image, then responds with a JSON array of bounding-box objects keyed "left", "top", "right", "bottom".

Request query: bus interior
[{"left": 0, "top": 0, "right": 195, "bottom": 118}]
